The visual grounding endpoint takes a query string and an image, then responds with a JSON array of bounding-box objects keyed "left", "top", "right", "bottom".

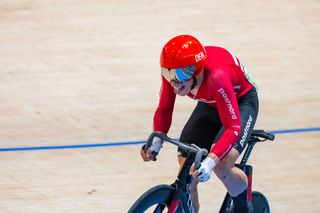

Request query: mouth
[{"left": 175, "top": 85, "right": 186, "bottom": 95}]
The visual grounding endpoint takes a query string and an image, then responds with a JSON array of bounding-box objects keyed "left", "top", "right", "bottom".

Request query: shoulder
[
  {"left": 205, "top": 46, "right": 236, "bottom": 64},
  {"left": 204, "top": 46, "right": 231, "bottom": 56},
  {"left": 204, "top": 65, "right": 233, "bottom": 83},
  {"left": 201, "top": 67, "right": 232, "bottom": 95},
  {"left": 204, "top": 46, "right": 236, "bottom": 80}
]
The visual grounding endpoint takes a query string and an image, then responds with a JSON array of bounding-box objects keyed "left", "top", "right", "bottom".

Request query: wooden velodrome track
[{"left": 0, "top": 0, "right": 319, "bottom": 212}]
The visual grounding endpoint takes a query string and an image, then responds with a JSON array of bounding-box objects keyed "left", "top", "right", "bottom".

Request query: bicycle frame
[
  {"left": 145, "top": 132, "right": 207, "bottom": 213},
  {"left": 145, "top": 130, "right": 274, "bottom": 213},
  {"left": 163, "top": 137, "right": 258, "bottom": 212},
  {"left": 167, "top": 154, "right": 196, "bottom": 213}
]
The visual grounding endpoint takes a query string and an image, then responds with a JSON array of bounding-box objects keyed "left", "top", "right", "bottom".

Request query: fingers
[
  {"left": 189, "top": 165, "right": 198, "bottom": 176},
  {"left": 145, "top": 149, "right": 155, "bottom": 161},
  {"left": 140, "top": 148, "right": 155, "bottom": 161},
  {"left": 140, "top": 149, "right": 149, "bottom": 161},
  {"left": 190, "top": 165, "right": 208, "bottom": 182},
  {"left": 198, "top": 172, "right": 205, "bottom": 182},
  {"left": 146, "top": 149, "right": 152, "bottom": 156},
  {"left": 190, "top": 165, "right": 200, "bottom": 181},
  {"left": 197, "top": 170, "right": 209, "bottom": 183}
]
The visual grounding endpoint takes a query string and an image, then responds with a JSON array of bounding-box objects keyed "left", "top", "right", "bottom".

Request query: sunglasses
[{"left": 161, "top": 65, "right": 196, "bottom": 83}]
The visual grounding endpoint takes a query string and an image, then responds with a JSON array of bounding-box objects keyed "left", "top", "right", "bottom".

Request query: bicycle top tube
[{"left": 146, "top": 132, "right": 208, "bottom": 169}]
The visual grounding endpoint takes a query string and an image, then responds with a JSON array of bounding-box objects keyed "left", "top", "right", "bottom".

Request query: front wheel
[
  {"left": 128, "top": 184, "right": 175, "bottom": 213},
  {"left": 252, "top": 191, "right": 270, "bottom": 213}
]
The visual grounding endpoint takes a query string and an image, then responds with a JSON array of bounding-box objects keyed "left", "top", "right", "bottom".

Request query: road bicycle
[{"left": 128, "top": 129, "right": 275, "bottom": 213}]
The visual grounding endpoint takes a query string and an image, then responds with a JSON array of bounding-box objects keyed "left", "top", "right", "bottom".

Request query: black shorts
[{"left": 178, "top": 88, "right": 259, "bottom": 158}]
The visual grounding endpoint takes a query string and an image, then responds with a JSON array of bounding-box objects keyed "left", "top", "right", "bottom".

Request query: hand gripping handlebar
[{"left": 145, "top": 132, "right": 208, "bottom": 169}]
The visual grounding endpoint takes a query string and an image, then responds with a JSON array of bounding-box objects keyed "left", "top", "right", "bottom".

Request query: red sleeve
[
  {"left": 208, "top": 68, "right": 241, "bottom": 159},
  {"left": 153, "top": 76, "right": 176, "bottom": 133}
]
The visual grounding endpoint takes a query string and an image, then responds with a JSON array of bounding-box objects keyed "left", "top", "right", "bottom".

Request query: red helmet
[{"left": 160, "top": 35, "right": 207, "bottom": 81}]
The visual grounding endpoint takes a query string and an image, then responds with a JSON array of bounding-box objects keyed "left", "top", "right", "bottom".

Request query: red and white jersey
[{"left": 153, "top": 46, "right": 255, "bottom": 158}]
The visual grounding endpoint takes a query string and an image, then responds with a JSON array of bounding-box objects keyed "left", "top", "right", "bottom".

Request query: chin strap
[{"left": 190, "top": 76, "right": 197, "bottom": 90}]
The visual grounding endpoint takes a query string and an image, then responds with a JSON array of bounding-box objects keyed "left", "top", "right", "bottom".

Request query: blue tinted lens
[{"left": 175, "top": 65, "right": 196, "bottom": 82}]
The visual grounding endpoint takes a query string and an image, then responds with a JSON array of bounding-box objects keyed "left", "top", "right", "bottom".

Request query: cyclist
[{"left": 140, "top": 35, "right": 258, "bottom": 213}]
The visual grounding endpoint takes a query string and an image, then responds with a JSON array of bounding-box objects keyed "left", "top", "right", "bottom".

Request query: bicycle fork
[
  {"left": 168, "top": 156, "right": 196, "bottom": 213},
  {"left": 167, "top": 177, "right": 196, "bottom": 213},
  {"left": 184, "top": 176, "right": 196, "bottom": 213}
]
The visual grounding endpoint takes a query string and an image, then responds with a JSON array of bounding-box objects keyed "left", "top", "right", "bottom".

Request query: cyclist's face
[
  {"left": 161, "top": 67, "right": 193, "bottom": 96},
  {"left": 170, "top": 79, "right": 194, "bottom": 96}
]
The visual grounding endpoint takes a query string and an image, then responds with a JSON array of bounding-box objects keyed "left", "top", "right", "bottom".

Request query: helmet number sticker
[{"left": 195, "top": 51, "right": 205, "bottom": 62}]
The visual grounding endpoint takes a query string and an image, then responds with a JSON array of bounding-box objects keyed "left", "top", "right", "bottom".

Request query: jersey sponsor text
[
  {"left": 239, "top": 115, "right": 253, "bottom": 147},
  {"left": 217, "top": 88, "right": 237, "bottom": 120}
]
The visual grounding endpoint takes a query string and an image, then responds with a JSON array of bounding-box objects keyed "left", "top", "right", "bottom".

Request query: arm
[
  {"left": 141, "top": 76, "right": 176, "bottom": 161},
  {"left": 153, "top": 76, "right": 176, "bottom": 133},
  {"left": 209, "top": 68, "right": 241, "bottom": 160}
]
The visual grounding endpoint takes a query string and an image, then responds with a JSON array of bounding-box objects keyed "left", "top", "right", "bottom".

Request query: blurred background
[{"left": 0, "top": 0, "right": 319, "bottom": 212}]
